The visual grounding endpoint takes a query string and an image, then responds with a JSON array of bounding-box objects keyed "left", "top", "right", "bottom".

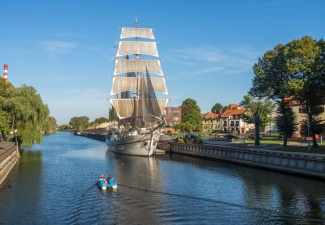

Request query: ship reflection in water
[{"left": 0, "top": 132, "right": 324, "bottom": 224}]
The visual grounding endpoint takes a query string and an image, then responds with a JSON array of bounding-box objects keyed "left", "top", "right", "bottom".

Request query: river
[{"left": 0, "top": 132, "right": 325, "bottom": 224}]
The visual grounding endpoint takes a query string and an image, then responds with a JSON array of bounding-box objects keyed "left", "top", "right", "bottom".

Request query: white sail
[
  {"left": 120, "top": 28, "right": 154, "bottom": 39},
  {"left": 117, "top": 41, "right": 158, "bottom": 57},
  {"left": 114, "top": 59, "right": 163, "bottom": 76},
  {"left": 110, "top": 99, "right": 169, "bottom": 119},
  {"left": 111, "top": 77, "right": 168, "bottom": 95}
]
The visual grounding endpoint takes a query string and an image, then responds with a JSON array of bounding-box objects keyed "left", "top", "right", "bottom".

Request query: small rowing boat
[{"left": 97, "top": 178, "right": 118, "bottom": 190}]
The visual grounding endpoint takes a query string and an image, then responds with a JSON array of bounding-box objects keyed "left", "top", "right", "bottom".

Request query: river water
[{"left": 0, "top": 132, "right": 325, "bottom": 225}]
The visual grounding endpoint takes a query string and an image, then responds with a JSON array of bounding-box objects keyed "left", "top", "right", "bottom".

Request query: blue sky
[{"left": 1, "top": 1, "right": 325, "bottom": 125}]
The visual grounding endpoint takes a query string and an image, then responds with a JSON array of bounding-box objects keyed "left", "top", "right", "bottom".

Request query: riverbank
[
  {"left": 0, "top": 142, "right": 20, "bottom": 186},
  {"left": 170, "top": 140, "right": 325, "bottom": 180}
]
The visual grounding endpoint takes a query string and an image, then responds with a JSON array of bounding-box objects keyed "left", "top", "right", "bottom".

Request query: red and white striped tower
[{"left": 3, "top": 64, "right": 8, "bottom": 82}]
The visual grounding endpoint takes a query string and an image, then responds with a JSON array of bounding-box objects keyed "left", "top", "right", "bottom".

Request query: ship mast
[{"left": 134, "top": 17, "right": 140, "bottom": 129}]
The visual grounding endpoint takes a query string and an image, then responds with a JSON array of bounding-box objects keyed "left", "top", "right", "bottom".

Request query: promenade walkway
[
  {"left": 0, "top": 142, "right": 16, "bottom": 159},
  {"left": 201, "top": 137, "right": 325, "bottom": 159}
]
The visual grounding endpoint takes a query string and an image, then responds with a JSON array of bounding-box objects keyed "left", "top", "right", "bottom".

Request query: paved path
[
  {"left": 0, "top": 142, "right": 16, "bottom": 162},
  {"left": 201, "top": 137, "right": 325, "bottom": 158}
]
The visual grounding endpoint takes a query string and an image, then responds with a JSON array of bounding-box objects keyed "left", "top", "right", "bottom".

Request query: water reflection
[
  {"left": 0, "top": 132, "right": 324, "bottom": 224},
  {"left": 168, "top": 153, "right": 325, "bottom": 224},
  {"left": 0, "top": 150, "right": 43, "bottom": 224}
]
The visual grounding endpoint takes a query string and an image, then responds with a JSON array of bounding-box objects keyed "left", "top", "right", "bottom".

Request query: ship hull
[{"left": 105, "top": 133, "right": 160, "bottom": 157}]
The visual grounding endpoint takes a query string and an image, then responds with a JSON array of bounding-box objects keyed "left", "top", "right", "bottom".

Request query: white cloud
[
  {"left": 167, "top": 44, "right": 262, "bottom": 76},
  {"left": 42, "top": 40, "right": 78, "bottom": 55}
]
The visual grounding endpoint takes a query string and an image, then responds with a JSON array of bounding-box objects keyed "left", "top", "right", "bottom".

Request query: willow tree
[
  {"left": 47, "top": 116, "right": 57, "bottom": 133},
  {"left": 0, "top": 109, "right": 9, "bottom": 141},
  {"left": 0, "top": 83, "right": 49, "bottom": 145}
]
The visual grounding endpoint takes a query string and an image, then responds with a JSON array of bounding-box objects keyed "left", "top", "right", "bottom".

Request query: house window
[
  {"left": 173, "top": 110, "right": 179, "bottom": 121},
  {"left": 299, "top": 108, "right": 307, "bottom": 113},
  {"left": 235, "top": 121, "right": 239, "bottom": 126},
  {"left": 223, "top": 121, "right": 227, "bottom": 126},
  {"left": 230, "top": 121, "right": 234, "bottom": 126},
  {"left": 168, "top": 108, "right": 172, "bottom": 120}
]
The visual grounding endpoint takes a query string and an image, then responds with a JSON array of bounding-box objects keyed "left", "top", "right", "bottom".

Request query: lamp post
[
  {"left": 307, "top": 123, "right": 310, "bottom": 152},
  {"left": 14, "top": 130, "right": 17, "bottom": 145},
  {"left": 10, "top": 130, "right": 17, "bottom": 145}
]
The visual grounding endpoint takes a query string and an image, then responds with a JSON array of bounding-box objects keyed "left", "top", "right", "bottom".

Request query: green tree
[
  {"left": 0, "top": 84, "right": 50, "bottom": 145},
  {"left": 174, "top": 121, "right": 194, "bottom": 133},
  {"left": 250, "top": 44, "right": 296, "bottom": 146},
  {"left": 109, "top": 107, "right": 118, "bottom": 121},
  {"left": 48, "top": 116, "right": 57, "bottom": 133},
  {"left": 222, "top": 105, "right": 230, "bottom": 112},
  {"left": 69, "top": 116, "right": 89, "bottom": 131},
  {"left": 94, "top": 117, "right": 108, "bottom": 126},
  {"left": 0, "top": 110, "right": 9, "bottom": 141},
  {"left": 180, "top": 98, "right": 202, "bottom": 131},
  {"left": 58, "top": 124, "right": 69, "bottom": 131},
  {"left": 211, "top": 103, "right": 223, "bottom": 113},
  {"left": 274, "top": 101, "right": 298, "bottom": 139},
  {"left": 285, "top": 36, "right": 325, "bottom": 147},
  {"left": 239, "top": 94, "right": 274, "bottom": 132}
]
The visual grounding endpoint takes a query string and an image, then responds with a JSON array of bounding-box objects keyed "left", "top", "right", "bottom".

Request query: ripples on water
[{"left": 0, "top": 132, "right": 325, "bottom": 224}]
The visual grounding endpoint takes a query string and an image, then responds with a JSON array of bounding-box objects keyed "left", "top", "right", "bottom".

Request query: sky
[{"left": 1, "top": 1, "right": 325, "bottom": 125}]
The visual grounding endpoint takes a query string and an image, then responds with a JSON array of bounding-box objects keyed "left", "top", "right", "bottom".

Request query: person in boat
[
  {"left": 107, "top": 174, "right": 115, "bottom": 185},
  {"left": 98, "top": 174, "right": 106, "bottom": 182}
]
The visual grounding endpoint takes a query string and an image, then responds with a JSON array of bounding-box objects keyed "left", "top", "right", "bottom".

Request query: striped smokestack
[{"left": 3, "top": 64, "right": 8, "bottom": 82}]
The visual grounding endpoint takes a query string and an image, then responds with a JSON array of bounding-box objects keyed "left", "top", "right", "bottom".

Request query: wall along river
[{"left": 0, "top": 132, "right": 325, "bottom": 224}]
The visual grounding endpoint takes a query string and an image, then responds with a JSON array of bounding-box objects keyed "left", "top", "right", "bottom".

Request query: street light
[
  {"left": 307, "top": 123, "right": 310, "bottom": 152},
  {"left": 14, "top": 130, "right": 17, "bottom": 144},
  {"left": 10, "top": 130, "right": 17, "bottom": 145}
]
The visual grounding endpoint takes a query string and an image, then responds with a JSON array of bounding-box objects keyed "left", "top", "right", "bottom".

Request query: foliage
[
  {"left": 284, "top": 36, "right": 325, "bottom": 147},
  {"left": 176, "top": 137, "right": 185, "bottom": 143},
  {"left": 48, "top": 116, "right": 57, "bottom": 133},
  {"left": 249, "top": 37, "right": 325, "bottom": 147},
  {"left": 57, "top": 124, "right": 70, "bottom": 131},
  {"left": 174, "top": 121, "right": 194, "bottom": 133},
  {"left": 211, "top": 103, "right": 223, "bottom": 113},
  {"left": 0, "top": 109, "right": 9, "bottom": 141},
  {"left": 274, "top": 101, "right": 298, "bottom": 145},
  {"left": 69, "top": 116, "right": 89, "bottom": 131},
  {"left": 250, "top": 43, "right": 295, "bottom": 146},
  {"left": 109, "top": 106, "right": 118, "bottom": 121},
  {"left": 180, "top": 98, "right": 202, "bottom": 130},
  {"left": 239, "top": 94, "right": 274, "bottom": 132},
  {"left": 0, "top": 83, "right": 50, "bottom": 145},
  {"left": 94, "top": 117, "right": 108, "bottom": 125},
  {"left": 222, "top": 105, "right": 230, "bottom": 112}
]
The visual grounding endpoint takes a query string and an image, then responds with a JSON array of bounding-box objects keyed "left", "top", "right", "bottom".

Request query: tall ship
[{"left": 105, "top": 19, "right": 169, "bottom": 157}]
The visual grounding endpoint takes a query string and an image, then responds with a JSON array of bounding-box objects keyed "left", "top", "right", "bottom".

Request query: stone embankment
[
  {"left": 75, "top": 132, "right": 325, "bottom": 179},
  {"left": 0, "top": 142, "right": 20, "bottom": 185},
  {"left": 170, "top": 141, "right": 325, "bottom": 180}
]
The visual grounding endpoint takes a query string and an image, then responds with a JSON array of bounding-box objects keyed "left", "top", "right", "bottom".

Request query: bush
[{"left": 176, "top": 137, "right": 184, "bottom": 143}]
